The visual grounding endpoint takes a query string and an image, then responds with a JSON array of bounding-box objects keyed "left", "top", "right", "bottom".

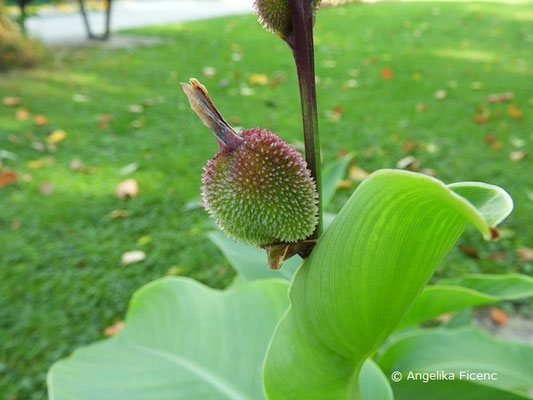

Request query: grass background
[{"left": 1, "top": 1, "right": 532, "bottom": 398}]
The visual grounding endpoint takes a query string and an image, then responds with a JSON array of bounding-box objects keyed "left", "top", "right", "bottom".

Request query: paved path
[{"left": 26, "top": 0, "right": 253, "bottom": 45}]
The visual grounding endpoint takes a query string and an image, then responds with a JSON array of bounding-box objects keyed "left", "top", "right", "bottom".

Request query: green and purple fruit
[{"left": 181, "top": 78, "right": 318, "bottom": 246}]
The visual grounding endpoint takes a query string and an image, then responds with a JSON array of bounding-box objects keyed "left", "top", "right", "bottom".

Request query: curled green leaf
[{"left": 263, "top": 169, "right": 513, "bottom": 399}]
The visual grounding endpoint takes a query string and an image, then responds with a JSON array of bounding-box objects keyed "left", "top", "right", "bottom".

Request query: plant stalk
[{"left": 287, "top": 0, "right": 322, "bottom": 240}]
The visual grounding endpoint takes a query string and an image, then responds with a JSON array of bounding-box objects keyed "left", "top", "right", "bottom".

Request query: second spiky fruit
[
  {"left": 254, "top": 0, "right": 321, "bottom": 39},
  {"left": 181, "top": 78, "right": 318, "bottom": 246}
]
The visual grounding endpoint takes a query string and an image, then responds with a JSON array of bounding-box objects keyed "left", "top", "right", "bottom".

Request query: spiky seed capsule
[
  {"left": 202, "top": 128, "right": 318, "bottom": 245},
  {"left": 254, "top": 0, "right": 321, "bottom": 39},
  {"left": 180, "top": 78, "right": 318, "bottom": 247}
]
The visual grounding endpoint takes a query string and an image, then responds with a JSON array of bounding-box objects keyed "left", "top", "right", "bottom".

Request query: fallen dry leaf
[
  {"left": 415, "top": 103, "right": 427, "bottom": 113},
  {"left": 459, "top": 244, "right": 479, "bottom": 259},
  {"left": 128, "top": 105, "right": 144, "bottom": 114},
  {"left": 104, "top": 321, "right": 125, "bottom": 337},
  {"left": 489, "top": 251, "right": 507, "bottom": 261},
  {"left": 336, "top": 179, "right": 352, "bottom": 190},
  {"left": 349, "top": 165, "right": 369, "bottom": 181},
  {"left": 39, "top": 181, "right": 55, "bottom": 195},
  {"left": 202, "top": 66, "right": 216, "bottom": 77},
  {"left": 510, "top": 137, "right": 525, "bottom": 148},
  {"left": 396, "top": 155, "right": 420, "bottom": 170},
  {"left": 326, "top": 106, "right": 344, "bottom": 122},
  {"left": 21, "top": 174, "right": 32, "bottom": 182},
  {"left": 380, "top": 67, "right": 394, "bottom": 80},
  {"left": 509, "top": 150, "right": 526, "bottom": 162},
  {"left": 27, "top": 156, "right": 55, "bottom": 169},
  {"left": 517, "top": 247, "right": 533, "bottom": 261},
  {"left": 508, "top": 105, "right": 523, "bottom": 120},
  {"left": 434, "top": 90, "right": 447, "bottom": 100},
  {"left": 474, "top": 108, "right": 490, "bottom": 124},
  {"left": 487, "top": 92, "right": 514, "bottom": 103},
  {"left": 489, "top": 308, "right": 509, "bottom": 325},
  {"left": 46, "top": 129, "right": 67, "bottom": 144},
  {"left": 131, "top": 120, "right": 144, "bottom": 129},
  {"left": 98, "top": 113, "right": 113, "bottom": 129},
  {"left": 119, "top": 162, "right": 139, "bottom": 176},
  {"left": 16, "top": 108, "right": 30, "bottom": 120},
  {"left": 485, "top": 134, "right": 502, "bottom": 150},
  {"left": 0, "top": 170, "right": 17, "bottom": 187},
  {"left": 437, "top": 312, "right": 453, "bottom": 323},
  {"left": 249, "top": 73, "right": 269, "bottom": 86},
  {"left": 109, "top": 209, "right": 130, "bottom": 218},
  {"left": 115, "top": 178, "right": 139, "bottom": 199},
  {"left": 421, "top": 168, "right": 437, "bottom": 177},
  {"left": 69, "top": 159, "right": 84, "bottom": 171},
  {"left": 2, "top": 96, "right": 21, "bottom": 107},
  {"left": 341, "top": 79, "right": 358, "bottom": 90},
  {"left": 34, "top": 115, "right": 48, "bottom": 126},
  {"left": 121, "top": 250, "right": 146, "bottom": 266}
]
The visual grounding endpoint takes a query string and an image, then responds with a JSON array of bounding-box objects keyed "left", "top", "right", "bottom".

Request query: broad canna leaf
[
  {"left": 399, "top": 273, "right": 533, "bottom": 328},
  {"left": 207, "top": 212, "right": 337, "bottom": 282},
  {"left": 378, "top": 327, "right": 533, "bottom": 399},
  {"left": 322, "top": 153, "right": 354, "bottom": 209},
  {"left": 360, "top": 359, "right": 394, "bottom": 400},
  {"left": 48, "top": 277, "right": 289, "bottom": 400},
  {"left": 388, "top": 378, "right": 530, "bottom": 400},
  {"left": 207, "top": 231, "right": 302, "bottom": 281},
  {"left": 263, "top": 169, "right": 513, "bottom": 399}
]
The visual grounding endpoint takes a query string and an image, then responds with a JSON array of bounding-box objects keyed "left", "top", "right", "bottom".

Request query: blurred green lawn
[{"left": 1, "top": 1, "right": 532, "bottom": 398}]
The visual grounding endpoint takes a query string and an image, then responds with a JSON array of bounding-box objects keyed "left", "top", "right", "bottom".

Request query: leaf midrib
[{"left": 128, "top": 340, "right": 251, "bottom": 400}]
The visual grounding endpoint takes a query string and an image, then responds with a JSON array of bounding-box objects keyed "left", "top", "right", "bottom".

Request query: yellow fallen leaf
[
  {"left": 27, "top": 157, "right": 55, "bottom": 169},
  {"left": 336, "top": 179, "right": 353, "bottom": 190},
  {"left": 508, "top": 105, "right": 523, "bottom": 120},
  {"left": 34, "top": 114, "right": 48, "bottom": 126},
  {"left": 249, "top": 73, "right": 269, "bottom": 86},
  {"left": 16, "top": 108, "right": 30, "bottom": 120},
  {"left": 349, "top": 165, "right": 369, "bottom": 181},
  {"left": 46, "top": 129, "right": 67, "bottom": 144}
]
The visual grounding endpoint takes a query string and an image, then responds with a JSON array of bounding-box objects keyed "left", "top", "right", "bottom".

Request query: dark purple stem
[{"left": 287, "top": 0, "right": 322, "bottom": 239}]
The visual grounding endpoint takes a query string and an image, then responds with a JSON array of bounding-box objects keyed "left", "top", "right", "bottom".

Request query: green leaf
[
  {"left": 360, "top": 359, "right": 394, "bottom": 400},
  {"left": 322, "top": 153, "right": 353, "bottom": 209},
  {"left": 207, "top": 231, "right": 301, "bottom": 281},
  {"left": 378, "top": 327, "right": 533, "bottom": 398},
  {"left": 263, "top": 170, "right": 513, "bottom": 399},
  {"left": 207, "top": 212, "right": 337, "bottom": 282},
  {"left": 442, "top": 273, "right": 533, "bottom": 298},
  {"left": 399, "top": 274, "right": 533, "bottom": 328},
  {"left": 48, "top": 277, "right": 289, "bottom": 400},
  {"left": 389, "top": 379, "right": 530, "bottom": 400}
]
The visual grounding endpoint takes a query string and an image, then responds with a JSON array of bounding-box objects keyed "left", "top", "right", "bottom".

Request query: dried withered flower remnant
[
  {"left": 254, "top": 0, "right": 321, "bottom": 40},
  {"left": 181, "top": 78, "right": 318, "bottom": 247}
]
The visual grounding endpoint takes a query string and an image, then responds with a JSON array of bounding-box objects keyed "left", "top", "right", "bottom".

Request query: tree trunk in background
[{"left": 0, "top": 0, "right": 41, "bottom": 70}]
